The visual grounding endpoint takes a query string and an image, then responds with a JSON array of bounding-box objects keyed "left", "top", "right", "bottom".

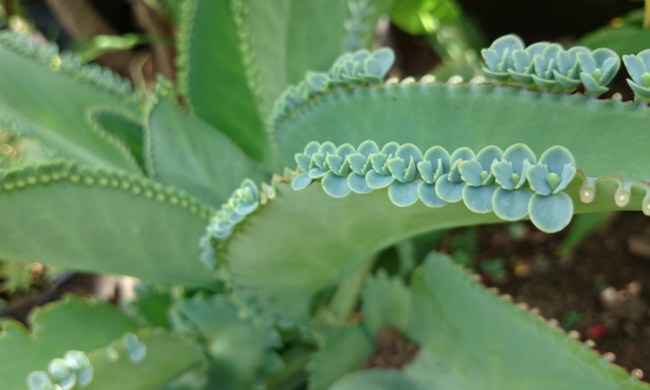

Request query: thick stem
[{"left": 645, "top": 0, "right": 650, "bottom": 29}]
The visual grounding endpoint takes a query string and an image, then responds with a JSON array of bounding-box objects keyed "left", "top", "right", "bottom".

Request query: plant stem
[
  {"left": 645, "top": 0, "right": 650, "bottom": 29},
  {"left": 314, "top": 256, "right": 375, "bottom": 334}
]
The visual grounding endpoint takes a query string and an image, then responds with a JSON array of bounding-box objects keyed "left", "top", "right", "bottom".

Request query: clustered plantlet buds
[
  {"left": 292, "top": 141, "right": 578, "bottom": 233},
  {"left": 271, "top": 48, "right": 395, "bottom": 128},
  {"left": 28, "top": 351, "right": 93, "bottom": 390},
  {"left": 482, "top": 34, "right": 620, "bottom": 96}
]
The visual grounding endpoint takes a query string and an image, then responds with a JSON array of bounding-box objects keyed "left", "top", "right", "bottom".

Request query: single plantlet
[
  {"left": 481, "top": 34, "right": 525, "bottom": 81},
  {"left": 577, "top": 48, "right": 621, "bottom": 96},
  {"left": 623, "top": 49, "right": 650, "bottom": 101}
]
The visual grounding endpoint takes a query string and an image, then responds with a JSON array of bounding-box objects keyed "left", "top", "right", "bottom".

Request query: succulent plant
[{"left": 1, "top": 4, "right": 650, "bottom": 389}]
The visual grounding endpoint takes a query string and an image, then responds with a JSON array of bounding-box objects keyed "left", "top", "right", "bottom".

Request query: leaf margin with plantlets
[
  {"left": 202, "top": 138, "right": 645, "bottom": 331},
  {"left": 27, "top": 328, "right": 207, "bottom": 390}
]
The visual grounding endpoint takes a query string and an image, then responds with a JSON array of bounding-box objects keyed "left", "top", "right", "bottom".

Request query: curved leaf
[
  {"left": 0, "top": 32, "right": 140, "bottom": 172},
  {"left": 0, "top": 161, "right": 216, "bottom": 286},
  {"left": 177, "top": 0, "right": 356, "bottom": 162},
  {"left": 528, "top": 192, "right": 574, "bottom": 233},
  {"left": 221, "top": 174, "right": 637, "bottom": 326},
  {"left": 177, "top": 0, "right": 267, "bottom": 161},
  {"left": 145, "top": 83, "right": 266, "bottom": 207}
]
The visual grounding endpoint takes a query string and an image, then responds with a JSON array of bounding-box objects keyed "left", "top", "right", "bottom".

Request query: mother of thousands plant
[{"left": 1, "top": 1, "right": 650, "bottom": 389}]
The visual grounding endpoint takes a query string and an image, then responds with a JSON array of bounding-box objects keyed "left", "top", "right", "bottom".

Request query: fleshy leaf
[
  {"left": 322, "top": 173, "right": 352, "bottom": 198},
  {"left": 528, "top": 192, "right": 574, "bottom": 233},
  {"left": 492, "top": 187, "right": 533, "bottom": 221},
  {"left": 417, "top": 182, "right": 446, "bottom": 208},
  {"left": 366, "top": 170, "right": 395, "bottom": 189},
  {"left": 434, "top": 175, "right": 465, "bottom": 203},
  {"left": 462, "top": 185, "right": 497, "bottom": 213},
  {"left": 388, "top": 180, "right": 421, "bottom": 207},
  {"left": 0, "top": 32, "right": 140, "bottom": 172},
  {"left": 0, "top": 161, "right": 215, "bottom": 286},
  {"left": 83, "top": 329, "right": 206, "bottom": 389}
]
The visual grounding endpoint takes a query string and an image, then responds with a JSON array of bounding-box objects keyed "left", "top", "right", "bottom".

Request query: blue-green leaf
[
  {"left": 322, "top": 173, "right": 352, "bottom": 198},
  {"left": 462, "top": 185, "right": 496, "bottom": 214},
  {"left": 528, "top": 192, "right": 574, "bottom": 233},
  {"left": 388, "top": 181, "right": 420, "bottom": 207},
  {"left": 492, "top": 187, "right": 532, "bottom": 221}
]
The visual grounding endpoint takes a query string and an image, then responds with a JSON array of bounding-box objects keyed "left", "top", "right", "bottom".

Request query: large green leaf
[
  {"left": 177, "top": 0, "right": 361, "bottom": 162},
  {"left": 222, "top": 177, "right": 636, "bottom": 326},
  {"left": 0, "top": 295, "right": 140, "bottom": 388},
  {"left": 145, "top": 84, "right": 266, "bottom": 207},
  {"left": 0, "top": 161, "right": 215, "bottom": 286},
  {"left": 401, "top": 253, "right": 649, "bottom": 389},
  {"left": 275, "top": 82, "right": 650, "bottom": 183},
  {"left": 0, "top": 32, "right": 141, "bottom": 172},
  {"left": 177, "top": 0, "right": 268, "bottom": 161}
]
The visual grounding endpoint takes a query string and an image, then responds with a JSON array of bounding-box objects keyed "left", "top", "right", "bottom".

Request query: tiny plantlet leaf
[{"left": 529, "top": 192, "right": 574, "bottom": 233}]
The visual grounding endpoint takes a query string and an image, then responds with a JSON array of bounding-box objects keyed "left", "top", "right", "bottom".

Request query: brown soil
[
  {"left": 442, "top": 212, "right": 650, "bottom": 378},
  {"left": 363, "top": 327, "right": 420, "bottom": 370}
]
